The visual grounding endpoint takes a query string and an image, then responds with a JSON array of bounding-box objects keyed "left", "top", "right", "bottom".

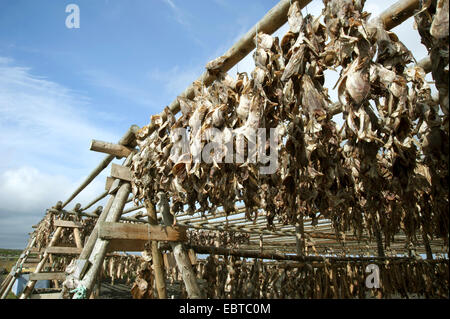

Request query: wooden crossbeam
[
  {"left": 22, "top": 262, "right": 50, "bottom": 268},
  {"left": 111, "top": 164, "right": 132, "bottom": 182},
  {"left": 103, "top": 222, "right": 187, "bottom": 252},
  {"left": 53, "top": 220, "right": 83, "bottom": 228},
  {"left": 99, "top": 222, "right": 187, "bottom": 242},
  {"left": 29, "top": 272, "right": 66, "bottom": 281},
  {"left": 45, "top": 247, "right": 82, "bottom": 255},
  {"left": 30, "top": 293, "right": 61, "bottom": 299},
  {"left": 90, "top": 139, "right": 134, "bottom": 158},
  {"left": 61, "top": 125, "right": 139, "bottom": 209},
  {"left": 28, "top": 247, "right": 43, "bottom": 253}
]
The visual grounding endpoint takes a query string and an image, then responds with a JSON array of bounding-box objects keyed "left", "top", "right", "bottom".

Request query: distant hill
[{"left": 0, "top": 248, "right": 22, "bottom": 257}]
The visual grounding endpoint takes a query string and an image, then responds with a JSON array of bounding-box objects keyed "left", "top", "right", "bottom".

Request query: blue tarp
[{"left": 12, "top": 274, "right": 50, "bottom": 296}]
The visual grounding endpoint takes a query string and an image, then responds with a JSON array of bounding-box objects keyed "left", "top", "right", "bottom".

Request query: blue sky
[{"left": 0, "top": 0, "right": 430, "bottom": 249}]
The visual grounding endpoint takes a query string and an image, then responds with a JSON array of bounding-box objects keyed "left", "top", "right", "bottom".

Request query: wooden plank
[
  {"left": 61, "top": 125, "right": 139, "bottom": 209},
  {"left": 72, "top": 260, "right": 89, "bottom": 280},
  {"left": 30, "top": 293, "right": 61, "bottom": 299},
  {"left": 25, "top": 258, "right": 41, "bottom": 263},
  {"left": 45, "top": 247, "right": 82, "bottom": 255},
  {"left": 90, "top": 139, "right": 133, "bottom": 158},
  {"left": 29, "top": 272, "right": 66, "bottom": 281},
  {"left": 28, "top": 247, "right": 43, "bottom": 253},
  {"left": 111, "top": 163, "right": 132, "bottom": 182},
  {"left": 98, "top": 222, "right": 187, "bottom": 242},
  {"left": 53, "top": 220, "right": 83, "bottom": 228},
  {"left": 105, "top": 177, "right": 115, "bottom": 191},
  {"left": 22, "top": 263, "right": 41, "bottom": 267}
]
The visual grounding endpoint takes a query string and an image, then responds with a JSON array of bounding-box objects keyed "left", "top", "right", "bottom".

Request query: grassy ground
[
  {"left": 0, "top": 249, "right": 21, "bottom": 299},
  {"left": 0, "top": 248, "right": 22, "bottom": 257}
]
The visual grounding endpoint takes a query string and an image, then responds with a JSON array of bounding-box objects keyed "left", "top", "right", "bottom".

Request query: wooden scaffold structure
[{"left": 2, "top": 0, "right": 448, "bottom": 299}]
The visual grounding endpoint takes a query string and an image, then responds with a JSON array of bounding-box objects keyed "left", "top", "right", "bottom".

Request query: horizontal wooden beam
[
  {"left": 90, "top": 139, "right": 134, "bottom": 158},
  {"left": 62, "top": 125, "right": 140, "bottom": 209},
  {"left": 45, "top": 247, "right": 82, "bottom": 255},
  {"left": 111, "top": 163, "right": 132, "bottom": 182},
  {"left": 22, "top": 263, "right": 51, "bottom": 269},
  {"left": 53, "top": 220, "right": 83, "bottom": 228},
  {"left": 183, "top": 245, "right": 417, "bottom": 263},
  {"left": 30, "top": 293, "right": 61, "bottom": 299},
  {"left": 98, "top": 222, "right": 187, "bottom": 242},
  {"left": 24, "top": 258, "right": 41, "bottom": 263},
  {"left": 29, "top": 272, "right": 66, "bottom": 281}
]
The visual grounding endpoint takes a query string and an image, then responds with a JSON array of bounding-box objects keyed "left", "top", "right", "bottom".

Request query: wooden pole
[
  {"left": 295, "top": 211, "right": 305, "bottom": 256},
  {"left": 73, "top": 228, "right": 83, "bottom": 250},
  {"left": 157, "top": 192, "right": 203, "bottom": 299},
  {"left": 58, "top": 196, "right": 117, "bottom": 298},
  {"left": 0, "top": 236, "right": 37, "bottom": 299},
  {"left": 422, "top": 231, "right": 434, "bottom": 260},
  {"left": 377, "top": 0, "right": 420, "bottom": 30},
  {"left": 77, "top": 195, "right": 116, "bottom": 260},
  {"left": 61, "top": 125, "right": 139, "bottom": 209},
  {"left": 145, "top": 200, "right": 168, "bottom": 299},
  {"left": 183, "top": 244, "right": 415, "bottom": 263},
  {"left": 20, "top": 227, "right": 63, "bottom": 299},
  {"left": 75, "top": 182, "right": 131, "bottom": 298},
  {"left": 90, "top": 139, "right": 134, "bottom": 158}
]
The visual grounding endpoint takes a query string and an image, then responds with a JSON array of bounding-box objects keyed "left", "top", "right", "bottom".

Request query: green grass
[
  {"left": 0, "top": 259, "right": 17, "bottom": 272},
  {"left": 0, "top": 248, "right": 22, "bottom": 257},
  {"left": 6, "top": 291, "right": 18, "bottom": 299}
]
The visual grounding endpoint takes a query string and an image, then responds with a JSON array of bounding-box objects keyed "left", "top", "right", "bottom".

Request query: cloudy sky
[{"left": 0, "top": 0, "right": 430, "bottom": 249}]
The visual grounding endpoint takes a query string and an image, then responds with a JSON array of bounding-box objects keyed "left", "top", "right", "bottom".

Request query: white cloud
[
  {"left": 0, "top": 166, "right": 108, "bottom": 249},
  {"left": 0, "top": 57, "right": 118, "bottom": 248},
  {"left": 163, "top": 0, "right": 176, "bottom": 10},
  {"left": 0, "top": 166, "right": 107, "bottom": 215},
  {"left": 147, "top": 65, "right": 203, "bottom": 98},
  {"left": 83, "top": 69, "right": 157, "bottom": 108}
]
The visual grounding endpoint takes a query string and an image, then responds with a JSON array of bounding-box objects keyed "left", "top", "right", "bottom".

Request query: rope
[{"left": 70, "top": 285, "right": 87, "bottom": 299}]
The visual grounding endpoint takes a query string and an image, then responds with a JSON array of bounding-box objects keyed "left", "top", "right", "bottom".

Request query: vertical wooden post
[
  {"left": 73, "top": 228, "right": 83, "bottom": 250},
  {"left": 77, "top": 194, "right": 116, "bottom": 262},
  {"left": 374, "top": 225, "right": 385, "bottom": 257},
  {"left": 58, "top": 194, "right": 116, "bottom": 299},
  {"left": 156, "top": 192, "right": 203, "bottom": 299},
  {"left": 422, "top": 231, "right": 433, "bottom": 260},
  {"left": 145, "top": 200, "right": 168, "bottom": 299},
  {"left": 259, "top": 235, "right": 263, "bottom": 254},
  {"left": 75, "top": 182, "right": 131, "bottom": 298},
  {"left": 295, "top": 214, "right": 305, "bottom": 256}
]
